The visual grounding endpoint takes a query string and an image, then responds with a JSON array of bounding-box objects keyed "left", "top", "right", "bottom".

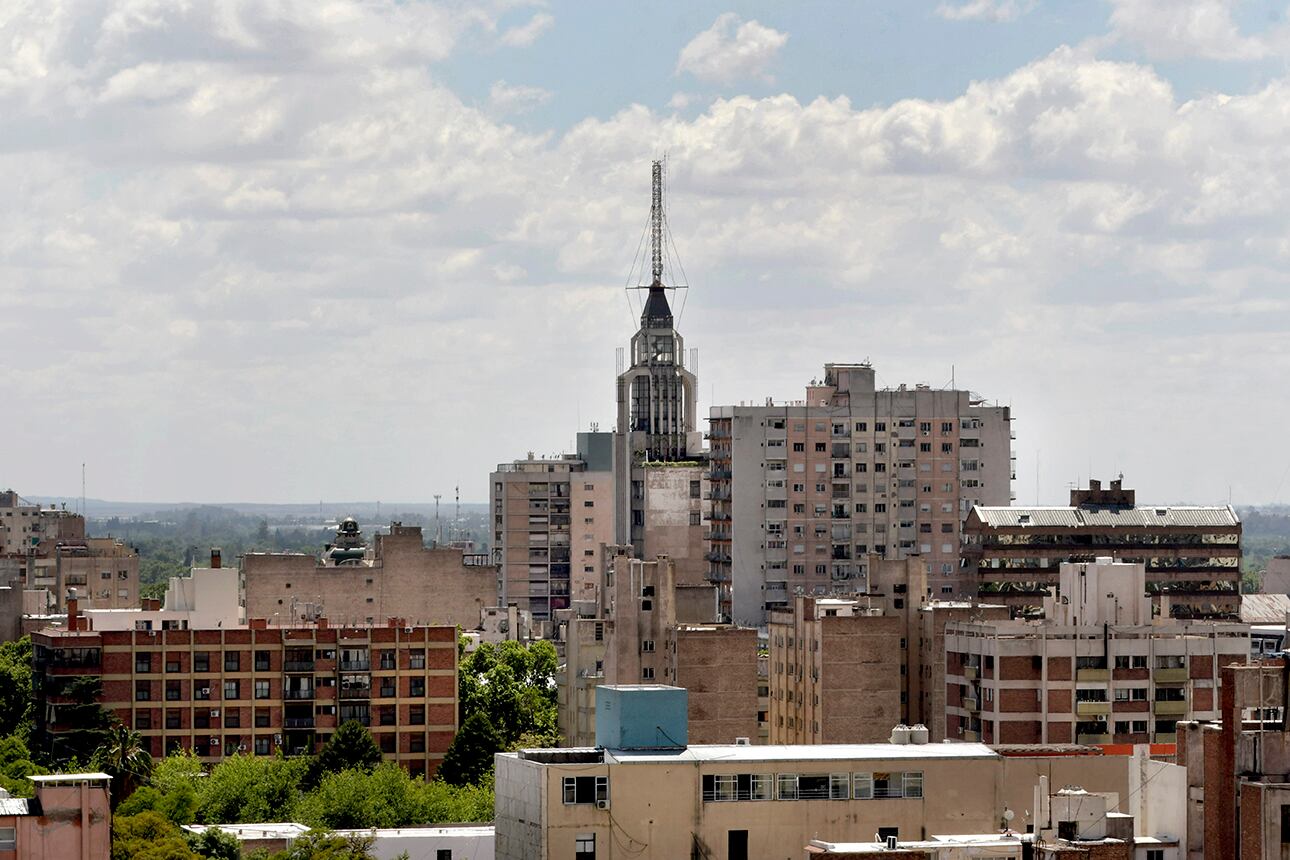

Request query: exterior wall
[
  {"left": 498, "top": 746, "right": 1004, "bottom": 860},
  {"left": 918, "top": 603, "right": 1010, "bottom": 741},
  {"left": 603, "top": 555, "right": 676, "bottom": 687},
  {"left": 674, "top": 627, "right": 758, "bottom": 744},
  {"left": 32, "top": 623, "right": 457, "bottom": 777},
  {"left": 557, "top": 615, "right": 607, "bottom": 747},
  {"left": 56, "top": 539, "right": 139, "bottom": 611},
  {"left": 492, "top": 459, "right": 613, "bottom": 623},
  {"left": 244, "top": 526, "right": 494, "bottom": 630},
  {"left": 944, "top": 618, "right": 1247, "bottom": 745},
  {"left": 84, "top": 566, "right": 242, "bottom": 631},
  {"left": 13, "top": 778, "right": 112, "bottom": 860},
  {"left": 0, "top": 582, "right": 20, "bottom": 643},
  {"left": 640, "top": 465, "right": 709, "bottom": 587},
  {"left": 769, "top": 596, "right": 902, "bottom": 744},
  {"left": 710, "top": 364, "right": 1013, "bottom": 626}
]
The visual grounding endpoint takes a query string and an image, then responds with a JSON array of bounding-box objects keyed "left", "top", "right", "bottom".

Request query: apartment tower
[{"left": 709, "top": 363, "right": 1012, "bottom": 626}]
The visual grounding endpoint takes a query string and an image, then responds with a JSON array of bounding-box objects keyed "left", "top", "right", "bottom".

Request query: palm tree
[{"left": 92, "top": 722, "right": 153, "bottom": 808}]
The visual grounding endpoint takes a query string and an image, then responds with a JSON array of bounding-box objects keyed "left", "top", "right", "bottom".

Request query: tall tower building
[
  {"left": 709, "top": 363, "right": 1013, "bottom": 626},
  {"left": 613, "top": 162, "right": 706, "bottom": 584}
]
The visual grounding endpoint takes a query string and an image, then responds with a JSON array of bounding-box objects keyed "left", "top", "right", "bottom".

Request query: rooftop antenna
[
  {"left": 625, "top": 159, "right": 689, "bottom": 319},
  {"left": 81, "top": 463, "right": 86, "bottom": 518},
  {"left": 650, "top": 160, "right": 663, "bottom": 287},
  {"left": 454, "top": 486, "right": 460, "bottom": 543},
  {"left": 433, "top": 494, "right": 442, "bottom": 545}
]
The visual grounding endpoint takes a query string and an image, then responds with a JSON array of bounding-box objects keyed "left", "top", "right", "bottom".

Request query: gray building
[{"left": 709, "top": 363, "right": 1013, "bottom": 626}]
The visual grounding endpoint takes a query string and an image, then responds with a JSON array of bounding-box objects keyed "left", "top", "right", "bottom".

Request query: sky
[{"left": 4, "top": 0, "right": 1290, "bottom": 507}]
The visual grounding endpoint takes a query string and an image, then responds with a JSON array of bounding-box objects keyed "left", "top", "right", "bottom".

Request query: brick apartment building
[
  {"left": 962, "top": 478, "right": 1242, "bottom": 618},
  {"left": 943, "top": 558, "right": 1248, "bottom": 746},
  {"left": 32, "top": 612, "right": 458, "bottom": 777},
  {"left": 242, "top": 519, "right": 494, "bottom": 630},
  {"left": 708, "top": 363, "right": 1013, "bottom": 626}
]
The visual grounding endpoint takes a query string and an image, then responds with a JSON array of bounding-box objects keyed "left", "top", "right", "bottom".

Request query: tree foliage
[
  {"left": 195, "top": 753, "right": 311, "bottom": 825},
  {"left": 94, "top": 722, "right": 154, "bottom": 807},
  {"left": 0, "top": 734, "right": 46, "bottom": 797},
  {"left": 111, "top": 811, "right": 199, "bottom": 860},
  {"left": 458, "top": 639, "right": 559, "bottom": 750},
  {"left": 0, "top": 637, "right": 33, "bottom": 740},
  {"left": 43, "top": 674, "right": 113, "bottom": 765},
  {"left": 266, "top": 830, "right": 377, "bottom": 860},
  {"left": 438, "top": 711, "right": 503, "bottom": 787},
  {"left": 305, "top": 720, "right": 380, "bottom": 788},
  {"left": 292, "top": 762, "right": 492, "bottom": 831}
]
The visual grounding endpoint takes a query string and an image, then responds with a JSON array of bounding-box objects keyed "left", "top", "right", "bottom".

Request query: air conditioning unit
[
  {"left": 885, "top": 835, "right": 898, "bottom": 850},
  {"left": 210, "top": 738, "right": 220, "bottom": 746},
  {"left": 274, "top": 734, "right": 282, "bottom": 745},
  {"left": 237, "top": 744, "right": 247, "bottom": 752},
  {"left": 404, "top": 627, "right": 414, "bottom": 634},
  {"left": 200, "top": 688, "right": 211, "bottom": 696},
  {"left": 210, "top": 709, "right": 220, "bottom": 717},
  {"left": 734, "top": 737, "right": 751, "bottom": 746},
  {"left": 596, "top": 799, "right": 610, "bottom": 810}
]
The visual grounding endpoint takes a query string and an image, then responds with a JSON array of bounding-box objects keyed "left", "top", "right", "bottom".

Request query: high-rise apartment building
[
  {"left": 709, "top": 363, "right": 1013, "bottom": 625},
  {"left": 943, "top": 558, "right": 1248, "bottom": 746},
  {"left": 962, "top": 478, "right": 1242, "bottom": 618},
  {"left": 32, "top": 614, "right": 458, "bottom": 777},
  {"left": 490, "top": 435, "right": 616, "bottom": 623}
]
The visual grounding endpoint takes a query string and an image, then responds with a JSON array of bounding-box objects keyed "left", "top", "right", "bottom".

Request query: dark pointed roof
[{"left": 641, "top": 285, "right": 673, "bottom": 328}]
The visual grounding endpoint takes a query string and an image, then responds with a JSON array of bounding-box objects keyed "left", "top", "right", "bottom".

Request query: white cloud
[
  {"left": 935, "top": 0, "right": 1034, "bottom": 22},
  {"left": 489, "top": 80, "right": 553, "bottom": 114},
  {"left": 3, "top": 3, "right": 1290, "bottom": 505},
  {"left": 1107, "top": 0, "right": 1272, "bottom": 60},
  {"left": 675, "top": 13, "right": 788, "bottom": 85},
  {"left": 499, "top": 12, "right": 553, "bottom": 47}
]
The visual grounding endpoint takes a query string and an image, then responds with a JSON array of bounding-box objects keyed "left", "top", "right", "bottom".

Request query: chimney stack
[
  {"left": 211, "top": 548, "right": 222, "bottom": 569},
  {"left": 66, "top": 597, "right": 79, "bottom": 631}
]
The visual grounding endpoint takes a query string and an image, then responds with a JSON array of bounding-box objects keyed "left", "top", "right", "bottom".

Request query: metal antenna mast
[
  {"left": 454, "top": 486, "right": 460, "bottom": 543},
  {"left": 650, "top": 160, "right": 663, "bottom": 287},
  {"left": 433, "top": 494, "right": 442, "bottom": 545}
]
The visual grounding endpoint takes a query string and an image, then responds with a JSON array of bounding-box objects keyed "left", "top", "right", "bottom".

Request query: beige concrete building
[
  {"left": 638, "top": 465, "right": 709, "bottom": 586},
  {"left": 491, "top": 437, "right": 616, "bottom": 624},
  {"left": 943, "top": 558, "right": 1248, "bottom": 746},
  {"left": 0, "top": 773, "right": 112, "bottom": 860},
  {"left": 243, "top": 520, "right": 494, "bottom": 630},
  {"left": 558, "top": 551, "right": 758, "bottom": 747},
  {"left": 917, "top": 600, "right": 1010, "bottom": 742},
  {"left": 708, "top": 363, "right": 1013, "bottom": 626},
  {"left": 496, "top": 686, "right": 1162, "bottom": 860}
]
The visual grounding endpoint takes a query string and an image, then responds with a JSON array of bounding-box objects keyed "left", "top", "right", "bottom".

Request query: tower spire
[{"left": 650, "top": 160, "right": 663, "bottom": 287}]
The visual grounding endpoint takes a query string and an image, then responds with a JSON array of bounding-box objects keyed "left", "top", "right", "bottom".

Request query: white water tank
[
  {"left": 889, "top": 724, "right": 911, "bottom": 744},
  {"left": 908, "top": 724, "right": 929, "bottom": 745}
]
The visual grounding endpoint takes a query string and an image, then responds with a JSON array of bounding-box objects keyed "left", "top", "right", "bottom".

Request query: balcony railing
[
  {"left": 284, "top": 689, "right": 314, "bottom": 700},
  {"left": 339, "top": 687, "right": 372, "bottom": 700},
  {"left": 339, "top": 660, "right": 370, "bottom": 672},
  {"left": 284, "top": 717, "right": 315, "bottom": 729},
  {"left": 284, "top": 661, "right": 315, "bottom": 673}
]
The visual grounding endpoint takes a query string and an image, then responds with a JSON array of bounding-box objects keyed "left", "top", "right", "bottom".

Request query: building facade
[
  {"left": 0, "top": 773, "right": 112, "bottom": 860},
  {"left": 708, "top": 363, "right": 1013, "bottom": 626},
  {"left": 491, "top": 438, "right": 616, "bottom": 624},
  {"left": 962, "top": 479, "right": 1242, "bottom": 618},
  {"left": 243, "top": 520, "right": 494, "bottom": 630},
  {"left": 943, "top": 558, "right": 1248, "bottom": 746},
  {"left": 32, "top": 616, "right": 458, "bottom": 777}
]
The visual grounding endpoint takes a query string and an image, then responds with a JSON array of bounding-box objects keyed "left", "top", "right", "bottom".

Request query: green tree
[
  {"left": 94, "top": 722, "right": 155, "bottom": 807},
  {"left": 111, "top": 811, "right": 199, "bottom": 860},
  {"left": 458, "top": 639, "right": 559, "bottom": 748},
  {"left": 291, "top": 762, "right": 493, "bottom": 830},
  {"left": 0, "top": 636, "right": 33, "bottom": 739},
  {"left": 116, "top": 782, "right": 198, "bottom": 825},
  {"left": 269, "top": 830, "right": 377, "bottom": 860},
  {"left": 186, "top": 827, "right": 242, "bottom": 860},
  {"left": 45, "top": 675, "right": 113, "bottom": 766},
  {"left": 195, "top": 753, "right": 310, "bottom": 824},
  {"left": 0, "top": 734, "right": 46, "bottom": 797},
  {"left": 438, "top": 711, "right": 503, "bottom": 787},
  {"left": 306, "top": 720, "right": 381, "bottom": 787}
]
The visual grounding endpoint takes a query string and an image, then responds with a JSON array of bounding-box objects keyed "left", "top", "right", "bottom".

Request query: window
[
  {"left": 166, "top": 710, "right": 182, "bottom": 729},
  {"left": 255, "top": 680, "right": 270, "bottom": 700},
  {"left": 1146, "top": 851, "right": 1164, "bottom": 860},
  {"left": 166, "top": 658, "right": 181, "bottom": 673},
  {"left": 690, "top": 480, "right": 701, "bottom": 498},
  {"left": 409, "top": 705, "right": 425, "bottom": 725},
  {"left": 774, "top": 773, "right": 848, "bottom": 800},
  {"left": 854, "top": 771, "right": 922, "bottom": 799},
  {"left": 562, "top": 776, "right": 609, "bottom": 805},
  {"left": 135, "top": 711, "right": 152, "bottom": 730},
  {"left": 255, "top": 710, "right": 270, "bottom": 728},
  {"left": 255, "top": 737, "right": 271, "bottom": 755},
  {"left": 575, "top": 834, "right": 596, "bottom": 860},
  {"left": 438, "top": 851, "right": 454, "bottom": 860},
  {"left": 409, "top": 678, "right": 425, "bottom": 697},
  {"left": 380, "top": 650, "right": 396, "bottom": 670},
  {"left": 255, "top": 651, "right": 270, "bottom": 671},
  {"left": 410, "top": 734, "right": 426, "bottom": 753},
  {"left": 642, "top": 667, "right": 655, "bottom": 681},
  {"left": 135, "top": 681, "right": 151, "bottom": 702},
  {"left": 814, "top": 442, "right": 826, "bottom": 452},
  {"left": 702, "top": 773, "right": 771, "bottom": 801},
  {"left": 165, "top": 680, "right": 181, "bottom": 701},
  {"left": 135, "top": 653, "right": 153, "bottom": 673},
  {"left": 0, "top": 827, "right": 15, "bottom": 851},
  {"left": 224, "top": 653, "right": 240, "bottom": 672},
  {"left": 223, "top": 680, "right": 239, "bottom": 700},
  {"left": 226, "top": 711, "right": 241, "bottom": 728},
  {"left": 408, "top": 650, "right": 426, "bottom": 669},
  {"left": 641, "top": 640, "right": 655, "bottom": 653},
  {"left": 194, "top": 653, "right": 210, "bottom": 673},
  {"left": 792, "top": 442, "right": 805, "bottom": 452}
]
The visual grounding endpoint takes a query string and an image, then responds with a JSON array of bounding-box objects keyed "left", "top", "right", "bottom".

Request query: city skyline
[{"left": 5, "top": 2, "right": 1290, "bottom": 506}]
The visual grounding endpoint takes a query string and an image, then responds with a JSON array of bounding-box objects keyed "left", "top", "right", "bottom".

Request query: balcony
[
  {"left": 1154, "top": 699, "right": 1188, "bottom": 717},
  {"left": 962, "top": 696, "right": 979, "bottom": 712},
  {"left": 1076, "top": 701, "right": 1111, "bottom": 717},
  {"left": 283, "top": 661, "right": 315, "bottom": 673},
  {"left": 1076, "top": 668, "right": 1110, "bottom": 682},
  {"left": 340, "top": 660, "right": 370, "bottom": 672},
  {"left": 1153, "top": 732, "right": 1177, "bottom": 744},
  {"left": 1154, "top": 668, "right": 1188, "bottom": 684},
  {"left": 339, "top": 687, "right": 372, "bottom": 700},
  {"left": 284, "top": 717, "right": 315, "bottom": 729},
  {"left": 284, "top": 689, "right": 314, "bottom": 700},
  {"left": 963, "top": 666, "right": 979, "bottom": 681},
  {"left": 1076, "top": 733, "right": 1112, "bottom": 745}
]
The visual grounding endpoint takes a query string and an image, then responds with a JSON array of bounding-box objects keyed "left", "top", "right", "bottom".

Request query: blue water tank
[{"left": 595, "top": 684, "right": 688, "bottom": 750}]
